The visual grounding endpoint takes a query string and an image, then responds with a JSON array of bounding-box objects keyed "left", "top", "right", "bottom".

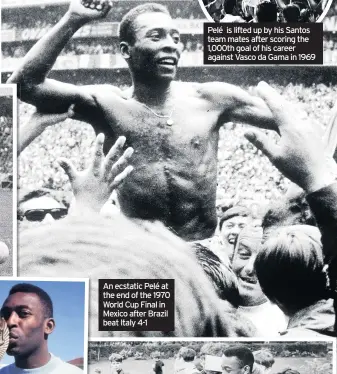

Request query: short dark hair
[
  {"left": 119, "top": 3, "right": 170, "bottom": 45},
  {"left": 219, "top": 206, "right": 251, "bottom": 230},
  {"left": 223, "top": 346, "right": 254, "bottom": 372},
  {"left": 178, "top": 347, "right": 196, "bottom": 362},
  {"left": 262, "top": 192, "right": 316, "bottom": 230},
  {"left": 191, "top": 243, "right": 240, "bottom": 307},
  {"left": 9, "top": 283, "right": 53, "bottom": 318},
  {"left": 256, "top": 1, "right": 277, "bottom": 21},
  {"left": 255, "top": 226, "right": 328, "bottom": 313},
  {"left": 283, "top": 3, "right": 301, "bottom": 21}
]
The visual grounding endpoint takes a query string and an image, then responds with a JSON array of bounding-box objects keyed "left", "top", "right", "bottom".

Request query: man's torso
[{"left": 86, "top": 82, "right": 226, "bottom": 241}]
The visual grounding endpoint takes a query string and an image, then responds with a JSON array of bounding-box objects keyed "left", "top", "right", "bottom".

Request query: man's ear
[
  {"left": 120, "top": 42, "right": 131, "bottom": 60},
  {"left": 243, "top": 365, "right": 251, "bottom": 374},
  {"left": 44, "top": 318, "right": 55, "bottom": 336}
]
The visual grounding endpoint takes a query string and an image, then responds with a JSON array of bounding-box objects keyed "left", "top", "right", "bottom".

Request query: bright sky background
[{"left": 0, "top": 280, "right": 86, "bottom": 365}]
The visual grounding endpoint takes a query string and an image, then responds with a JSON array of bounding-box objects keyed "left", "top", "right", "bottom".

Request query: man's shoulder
[
  {"left": 0, "top": 364, "right": 14, "bottom": 373},
  {"left": 51, "top": 357, "right": 83, "bottom": 373},
  {"left": 59, "top": 362, "right": 83, "bottom": 373},
  {"left": 83, "top": 84, "right": 126, "bottom": 98}
]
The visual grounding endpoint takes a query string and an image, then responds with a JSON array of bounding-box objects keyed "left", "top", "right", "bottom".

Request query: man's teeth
[{"left": 159, "top": 58, "right": 175, "bottom": 65}]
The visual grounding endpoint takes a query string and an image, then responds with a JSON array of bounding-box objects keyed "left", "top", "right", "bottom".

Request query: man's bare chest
[{"left": 97, "top": 96, "right": 220, "bottom": 151}]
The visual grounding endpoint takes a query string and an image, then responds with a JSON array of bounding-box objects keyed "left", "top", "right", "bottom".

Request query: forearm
[
  {"left": 7, "top": 12, "right": 86, "bottom": 96},
  {"left": 18, "top": 121, "right": 46, "bottom": 155}
]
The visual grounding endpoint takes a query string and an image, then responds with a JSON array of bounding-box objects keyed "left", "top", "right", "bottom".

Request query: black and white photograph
[
  {"left": 199, "top": 0, "right": 332, "bottom": 23},
  {"left": 88, "top": 341, "right": 334, "bottom": 374},
  {"left": 0, "top": 86, "right": 15, "bottom": 277},
  {"left": 1, "top": 0, "right": 337, "bottom": 338},
  {"left": 323, "top": 2, "right": 337, "bottom": 64}
]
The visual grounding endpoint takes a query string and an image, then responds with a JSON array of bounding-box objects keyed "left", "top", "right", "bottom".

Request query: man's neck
[
  {"left": 132, "top": 78, "right": 173, "bottom": 107},
  {"left": 15, "top": 348, "right": 51, "bottom": 369}
]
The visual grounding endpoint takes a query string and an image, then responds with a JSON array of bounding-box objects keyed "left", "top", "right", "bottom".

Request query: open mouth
[
  {"left": 227, "top": 235, "right": 237, "bottom": 244},
  {"left": 157, "top": 57, "right": 177, "bottom": 66},
  {"left": 240, "top": 276, "right": 257, "bottom": 285}
]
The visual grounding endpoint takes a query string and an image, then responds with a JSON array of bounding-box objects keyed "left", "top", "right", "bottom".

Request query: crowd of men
[
  {"left": 203, "top": 0, "right": 326, "bottom": 22},
  {"left": 13, "top": 0, "right": 337, "bottom": 338},
  {"left": 95, "top": 346, "right": 321, "bottom": 374}
]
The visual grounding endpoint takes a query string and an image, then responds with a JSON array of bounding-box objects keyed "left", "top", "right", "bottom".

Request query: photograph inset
[
  {"left": 200, "top": 0, "right": 332, "bottom": 22},
  {"left": 0, "top": 279, "right": 86, "bottom": 373},
  {"left": 88, "top": 341, "right": 334, "bottom": 374}
]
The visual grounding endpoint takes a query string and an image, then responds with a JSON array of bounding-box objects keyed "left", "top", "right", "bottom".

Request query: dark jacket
[{"left": 307, "top": 182, "right": 337, "bottom": 333}]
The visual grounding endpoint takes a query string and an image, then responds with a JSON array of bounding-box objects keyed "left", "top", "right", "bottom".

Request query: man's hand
[
  {"left": 244, "top": 81, "right": 336, "bottom": 194},
  {"left": 68, "top": 0, "right": 113, "bottom": 22},
  {"left": 58, "top": 134, "right": 133, "bottom": 212}
]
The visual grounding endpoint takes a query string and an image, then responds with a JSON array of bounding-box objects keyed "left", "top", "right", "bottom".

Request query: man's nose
[
  {"left": 42, "top": 213, "right": 55, "bottom": 224},
  {"left": 244, "top": 255, "right": 256, "bottom": 276},
  {"left": 7, "top": 312, "right": 19, "bottom": 327},
  {"left": 163, "top": 35, "right": 179, "bottom": 52}
]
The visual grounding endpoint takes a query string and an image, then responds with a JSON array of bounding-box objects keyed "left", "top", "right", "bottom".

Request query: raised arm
[
  {"left": 7, "top": 0, "right": 112, "bottom": 114},
  {"left": 200, "top": 82, "right": 277, "bottom": 131}
]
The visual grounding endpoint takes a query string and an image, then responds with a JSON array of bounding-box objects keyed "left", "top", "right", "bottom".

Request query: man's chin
[{"left": 6, "top": 348, "right": 18, "bottom": 356}]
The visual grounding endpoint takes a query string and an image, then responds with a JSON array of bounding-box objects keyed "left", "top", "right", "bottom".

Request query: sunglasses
[{"left": 18, "top": 208, "right": 68, "bottom": 222}]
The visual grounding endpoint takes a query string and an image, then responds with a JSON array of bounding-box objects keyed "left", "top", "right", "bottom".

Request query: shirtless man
[{"left": 10, "top": 0, "right": 276, "bottom": 241}]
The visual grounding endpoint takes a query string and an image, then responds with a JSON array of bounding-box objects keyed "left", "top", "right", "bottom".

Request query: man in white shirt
[{"left": 0, "top": 283, "right": 82, "bottom": 373}]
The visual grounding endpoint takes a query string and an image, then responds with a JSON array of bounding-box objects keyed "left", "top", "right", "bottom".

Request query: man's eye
[
  {"left": 19, "top": 311, "right": 30, "bottom": 317},
  {"left": 150, "top": 33, "right": 160, "bottom": 40}
]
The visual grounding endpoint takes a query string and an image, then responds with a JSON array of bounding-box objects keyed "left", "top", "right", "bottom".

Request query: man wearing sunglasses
[{"left": 18, "top": 190, "right": 68, "bottom": 228}]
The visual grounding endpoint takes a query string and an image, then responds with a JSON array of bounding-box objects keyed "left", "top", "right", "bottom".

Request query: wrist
[
  {"left": 63, "top": 11, "right": 90, "bottom": 28},
  {"left": 303, "top": 171, "right": 337, "bottom": 194}
]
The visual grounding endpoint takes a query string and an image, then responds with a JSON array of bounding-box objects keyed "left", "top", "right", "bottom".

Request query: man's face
[
  {"left": 231, "top": 231, "right": 266, "bottom": 306},
  {"left": 127, "top": 12, "right": 181, "bottom": 81},
  {"left": 222, "top": 356, "right": 250, "bottom": 374},
  {"left": 220, "top": 215, "right": 249, "bottom": 249},
  {"left": 1, "top": 292, "right": 51, "bottom": 357},
  {"left": 19, "top": 195, "right": 67, "bottom": 230}
]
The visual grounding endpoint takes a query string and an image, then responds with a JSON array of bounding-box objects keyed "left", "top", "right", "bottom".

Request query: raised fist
[{"left": 68, "top": 0, "right": 113, "bottom": 21}]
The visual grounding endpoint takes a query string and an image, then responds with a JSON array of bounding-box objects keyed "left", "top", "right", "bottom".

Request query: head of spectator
[
  {"left": 119, "top": 3, "right": 180, "bottom": 83},
  {"left": 219, "top": 206, "right": 252, "bottom": 261},
  {"left": 255, "top": 226, "right": 328, "bottom": 317},
  {"left": 283, "top": 3, "right": 301, "bottom": 21},
  {"left": 222, "top": 346, "right": 254, "bottom": 374},
  {"left": 20, "top": 213, "right": 254, "bottom": 338},
  {"left": 262, "top": 190, "right": 316, "bottom": 234},
  {"left": 255, "top": 1, "right": 278, "bottom": 21},
  {"left": 252, "top": 350, "right": 275, "bottom": 374},
  {"left": 18, "top": 189, "right": 68, "bottom": 230},
  {"left": 191, "top": 243, "right": 240, "bottom": 307},
  {"left": 177, "top": 347, "right": 196, "bottom": 362},
  {"left": 1, "top": 283, "right": 55, "bottom": 368},
  {"left": 231, "top": 226, "right": 266, "bottom": 307},
  {"left": 174, "top": 347, "right": 197, "bottom": 374}
]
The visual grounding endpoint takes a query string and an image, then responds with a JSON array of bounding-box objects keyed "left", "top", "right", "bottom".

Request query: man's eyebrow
[{"left": 1, "top": 304, "right": 31, "bottom": 310}]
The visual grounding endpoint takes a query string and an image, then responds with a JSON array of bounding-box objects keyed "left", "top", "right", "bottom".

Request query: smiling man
[
  {"left": 10, "top": 0, "right": 276, "bottom": 242},
  {"left": 219, "top": 206, "right": 252, "bottom": 261},
  {"left": 231, "top": 226, "right": 287, "bottom": 336},
  {"left": 0, "top": 283, "right": 82, "bottom": 373}
]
